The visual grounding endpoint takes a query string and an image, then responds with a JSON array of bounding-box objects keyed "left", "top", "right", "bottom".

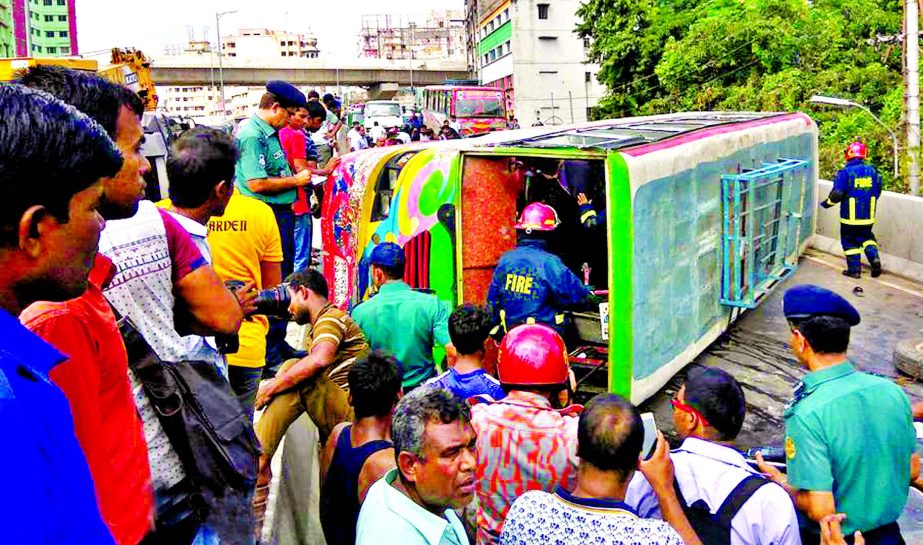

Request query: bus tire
[{"left": 894, "top": 338, "right": 923, "bottom": 379}]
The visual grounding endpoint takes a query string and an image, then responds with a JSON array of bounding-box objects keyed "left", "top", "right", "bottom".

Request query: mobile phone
[{"left": 641, "top": 412, "right": 657, "bottom": 459}]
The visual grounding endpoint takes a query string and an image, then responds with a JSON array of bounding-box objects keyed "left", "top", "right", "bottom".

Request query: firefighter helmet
[
  {"left": 497, "top": 324, "right": 569, "bottom": 386},
  {"left": 845, "top": 141, "right": 868, "bottom": 161},
  {"left": 514, "top": 202, "right": 560, "bottom": 232}
]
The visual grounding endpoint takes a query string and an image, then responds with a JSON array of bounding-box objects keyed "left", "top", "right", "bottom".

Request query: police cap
[
  {"left": 265, "top": 81, "right": 306, "bottom": 109},
  {"left": 783, "top": 284, "right": 861, "bottom": 326},
  {"left": 369, "top": 242, "right": 405, "bottom": 269}
]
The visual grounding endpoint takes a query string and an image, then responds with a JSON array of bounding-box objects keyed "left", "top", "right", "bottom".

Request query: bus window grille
[{"left": 721, "top": 158, "right": 810, "bottom": 308}]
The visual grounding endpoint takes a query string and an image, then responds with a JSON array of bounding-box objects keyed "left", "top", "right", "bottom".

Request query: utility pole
[
  {"left": 216, "top": 10, "right": 237, "bottom": 120},
  {"left": 409, "top": 23, "right": 415, "bottom": 97},
  {"left": 907, "top": 0, "right": 920, "bottom": 194}
]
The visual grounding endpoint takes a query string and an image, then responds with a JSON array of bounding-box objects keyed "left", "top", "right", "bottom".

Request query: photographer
[{"left": 252, "top": 268, "right": 368, "bottom": 530}]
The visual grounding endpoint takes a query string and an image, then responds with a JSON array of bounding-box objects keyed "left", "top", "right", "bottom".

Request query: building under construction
[{"left": 359, "top": 11, "right": 467, "bottom": 62}]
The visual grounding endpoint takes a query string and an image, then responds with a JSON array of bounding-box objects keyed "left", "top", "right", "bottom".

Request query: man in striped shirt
[{"left": 254, "top": 268, "right": 368, "bottom": 483}]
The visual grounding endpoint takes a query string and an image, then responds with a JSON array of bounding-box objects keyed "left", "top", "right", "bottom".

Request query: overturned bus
[{"left": 321, "top": 112, "right": 818, "bottom": 402}]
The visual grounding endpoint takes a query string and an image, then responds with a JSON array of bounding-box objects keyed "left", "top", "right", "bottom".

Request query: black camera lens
[{"left": 253, "top": 283, "right": 292, "bottom": 317}]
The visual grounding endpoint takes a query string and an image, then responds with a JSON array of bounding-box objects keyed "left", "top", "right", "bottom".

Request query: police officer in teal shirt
[
  {"left": 756, "top": 285, "right": 918, "bottom": 545},
  {"left": 235, "top": 80, "right": 313, "bottom": 278},
  {"left": 235, "top": 81, "right": 314, "bottom": 369}
]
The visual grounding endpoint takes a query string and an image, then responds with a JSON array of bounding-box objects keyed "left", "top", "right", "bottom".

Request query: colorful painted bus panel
[{"left": 321, "top": 112, "right": 818, "bottom": 403}]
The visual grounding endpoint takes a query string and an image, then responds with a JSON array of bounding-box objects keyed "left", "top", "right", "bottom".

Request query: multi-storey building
[
  {"left": 221, "top": 28, "right": 319, "bottom": 59},
  {"left": 359, "top": 11, "right": 467, "bottom": 62},
  {"left": 1, "top": 0, "right": 78, "bottom": 57},
  {"left": 475, "top": 0, "right": 605, "bottom": 126},
  {"left": 160, "top": 29, "right": 321, "bottom": 121}
]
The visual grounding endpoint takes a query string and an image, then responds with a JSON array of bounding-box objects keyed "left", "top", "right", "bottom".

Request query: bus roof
[{"left": 472, "top": 111, "right": 809, "bottom": 153}]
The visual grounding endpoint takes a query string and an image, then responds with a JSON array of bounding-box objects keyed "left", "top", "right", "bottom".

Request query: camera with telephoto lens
[{"left": 253, "top": 283, "right": 292, "bottom": 317}]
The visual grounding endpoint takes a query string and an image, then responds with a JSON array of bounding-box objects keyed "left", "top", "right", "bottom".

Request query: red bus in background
[{"left": 421, "top": 85, "right": 508, "bottom": 136}]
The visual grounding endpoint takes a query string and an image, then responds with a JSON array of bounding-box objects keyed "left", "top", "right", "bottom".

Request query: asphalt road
[{"left": 636, "top": 249, "right": 923, "bottom": 540}]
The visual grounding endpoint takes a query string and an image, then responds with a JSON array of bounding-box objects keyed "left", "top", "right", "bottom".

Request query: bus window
[
  {"left": 454, "top": 91, "right": 505, "bottom": 118},
  {"left": 371, "top": 151, "right": 418, "bottom": 221}
]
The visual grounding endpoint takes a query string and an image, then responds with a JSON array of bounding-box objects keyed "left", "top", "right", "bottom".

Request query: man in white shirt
[
  {"left": 627, "top": 366, "right": 801, "bottom": 545},
  {"left": 369, "top": 121, "right": 386, "bottom": 144},
  {"left": 348, "top": 122, "right": 369, "bottom": 152}
]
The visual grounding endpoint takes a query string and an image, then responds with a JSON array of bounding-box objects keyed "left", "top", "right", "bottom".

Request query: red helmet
[
  {"left": 514, "top": 202, "right": 559, "bottom": 232},
  {"left": 845, "top": 141, "right": 867, "bottom": 161},
  {"left": 497, "top": 324, "right": 569, "bottom": 386}
]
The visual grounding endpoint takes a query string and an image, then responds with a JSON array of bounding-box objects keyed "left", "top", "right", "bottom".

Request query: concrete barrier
[{"left": 813, "top": 180, "right": 923, "bottom": 283}]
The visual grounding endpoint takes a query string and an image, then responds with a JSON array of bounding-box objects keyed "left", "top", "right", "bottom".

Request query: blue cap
[
  {"left": 369, "top": 242, "right": 405, "bottom": 268},
  {"left": 783, "top": 284, "right": 861, "bottom": 326},
  {"left": 266, "top": 81, "right": 306, "bottom": 109}
]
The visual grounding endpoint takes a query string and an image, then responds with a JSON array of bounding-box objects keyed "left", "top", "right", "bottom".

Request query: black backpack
[
  {"left": 673, "top": 475, "right": 771, "bottom": 545},
  {"left": 116, "top": 312, "right": 260, "bottom": 543}
]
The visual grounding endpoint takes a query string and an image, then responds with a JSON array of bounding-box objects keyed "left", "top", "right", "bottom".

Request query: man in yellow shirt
[{"left": 208, "top": 191, "right": 284, "bottom": 416}]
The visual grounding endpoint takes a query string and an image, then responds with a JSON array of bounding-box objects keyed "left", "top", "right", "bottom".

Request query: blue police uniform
[
  {"left": 486, "top": 237, "right": 589, "bottom": 336},
  {"left": 822, "top": 158, "right": 882, "bottom": 276}
]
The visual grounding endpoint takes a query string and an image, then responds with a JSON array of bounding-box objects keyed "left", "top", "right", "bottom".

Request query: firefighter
[
  {"left": 822, "top": 141, "right": 883, "bottom": 278},
  {"left": 486, "top": 202, "right": 590, "bottom": 337}
]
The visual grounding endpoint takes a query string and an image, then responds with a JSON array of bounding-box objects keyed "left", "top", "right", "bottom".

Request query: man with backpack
[{"left": 628, "top": 366, "right": 800, "bottom": 545}]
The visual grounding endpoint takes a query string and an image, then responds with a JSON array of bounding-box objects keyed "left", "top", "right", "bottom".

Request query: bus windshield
[
  {"left": 365, "top": 103, "right": 402, "bottom": 118},
  {"left": 453, "top": 91, "right": 505, "bottom": 118}
]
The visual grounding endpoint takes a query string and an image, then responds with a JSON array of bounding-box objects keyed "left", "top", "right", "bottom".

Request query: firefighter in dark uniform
[
  {"left": 822, "top": 141, "right": 882, "bottom": 278},
  {"left": 486, "top": 202, "right": 590, "bottom": 337}
]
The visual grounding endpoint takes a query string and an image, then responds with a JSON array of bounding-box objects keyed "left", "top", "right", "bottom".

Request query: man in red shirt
[
  {"left": 21, "top": 67, "right": 245, "bottom": 545},
  {"left": 18, "top": 67, "right": 154, "bottom": 544},
  {"left": 279, "top": 100, "right": 338, "bottom": 273},
  {"left": 470, "top": 324, "right": 582, "bottom": 545}
]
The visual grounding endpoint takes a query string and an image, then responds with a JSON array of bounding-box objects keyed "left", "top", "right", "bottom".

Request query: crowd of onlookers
[{"left": 0, "top": 69, "right": 921, "bottom": 545}]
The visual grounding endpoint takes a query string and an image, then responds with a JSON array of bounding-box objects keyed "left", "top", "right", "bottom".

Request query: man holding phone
[
  {"left": 501, "top": 394, "right": 700, "bottom": 545},
  {"left": 628, "top": 366, "right": 800, "bottom": 545}
]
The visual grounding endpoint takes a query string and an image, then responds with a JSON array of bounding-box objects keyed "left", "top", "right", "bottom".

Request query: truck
[{"left": 0, "top": 48, "right": 158, "bottom": 110}]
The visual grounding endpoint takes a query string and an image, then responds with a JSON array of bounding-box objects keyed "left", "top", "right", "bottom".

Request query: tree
[{"left": 577, "top": 0, "right": 907, "bottom": 191}]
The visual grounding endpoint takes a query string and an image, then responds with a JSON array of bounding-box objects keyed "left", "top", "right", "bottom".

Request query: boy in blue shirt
[{"left": 427, "top": 304, "right": 505, "bottom": 402}]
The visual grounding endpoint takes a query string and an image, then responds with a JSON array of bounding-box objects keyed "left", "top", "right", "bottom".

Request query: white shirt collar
[
  {"left": 677, "top": 437, "right": 749, "bottom": 469},
  {"left": 381, "top": 469, "right": 462, "bottom": 545},
  {"left": 166, "top": 209, "right": 208, "bottom": 239}
]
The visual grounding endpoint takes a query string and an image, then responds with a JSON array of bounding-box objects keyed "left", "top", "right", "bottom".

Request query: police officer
[
  {"left": 486, "top": 202, "right": 590, "bottom": 337},
  {"left": 756, "top": 284, "right": 918, "bottom": 545},
  {"left": 235, "top": 81, "right": 313, "bottom": 368},
  {"left": 822, "top": 141, "right": 883, "bottom": 279},
  {"left": 351, "top": 242, "right": 455, "bottom": 390}
]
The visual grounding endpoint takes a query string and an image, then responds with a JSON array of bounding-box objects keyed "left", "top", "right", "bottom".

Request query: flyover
[{"left": 151, "top": 56, "right": 472, "bottom": 98}]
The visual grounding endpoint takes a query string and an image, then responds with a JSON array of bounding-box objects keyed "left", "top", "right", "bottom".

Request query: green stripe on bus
[{"left": 608, "top": 153, "right": 633, "bottom": 398}]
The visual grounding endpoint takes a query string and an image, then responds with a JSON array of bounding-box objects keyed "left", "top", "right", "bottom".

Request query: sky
[{"left": 76, "top": 0, "right": 465, "bottom": 61}]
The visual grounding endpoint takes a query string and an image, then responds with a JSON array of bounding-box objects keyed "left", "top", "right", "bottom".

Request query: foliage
[{"left": 577, "top": 0, "right": 909, "bottom": 191}]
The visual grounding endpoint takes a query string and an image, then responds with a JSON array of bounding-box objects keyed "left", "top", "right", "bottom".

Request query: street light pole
[
  {"left": 810, "top": 95, "right": 899, "bottom": 179},
  {"left": 906, "top": 0, "right": 921, "bottom": 194},
  {"left": 409, "top": 23, "right": 415, "bottom": 97},
  {"left": 216, "top": 10, "right": 237, "bottom": 120}
]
